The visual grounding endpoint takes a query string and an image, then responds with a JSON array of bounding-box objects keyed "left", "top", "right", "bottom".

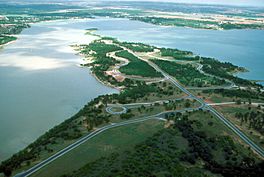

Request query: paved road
[
  {"left": 129, "top": 49, "right": 264, "bottom": 158},
  {"left": 14, "top": 116, "right": 166, "bottom": 177},
  {"left": 108, "top": 50, "right": 163, "bottom": 82},
  {"left": 105, "top": 106, "right": 127, "bottom": 115},
  {"left": 107, "top": 96, "right": 190, "bottom": 110},
  {"left": 208, "top": 102, "right": 237, "bottom": 106},
  {"left": 15, "top": 43, "right": 264, "bottom": 177},
  {"left": 205, "top": 106, "right": 264, "bottom": 157},
  {"left": 146, "top": 52, "right": 237, "bottom": 90},
  {"left": 15, "top": 103, "right": 203, "bottom": 177},
  {"left": 208, "top": 102, "right": 264, "bottom": 106}
]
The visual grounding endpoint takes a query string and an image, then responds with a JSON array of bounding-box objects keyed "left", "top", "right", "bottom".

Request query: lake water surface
[
  {"left": 0, "top": 19, "right": 118, "bottom": 161},
  {"left": 1, "top": 17, "right": 263, "bottom": 161},
  {"left": 94, "top": 18, "right": 264, "bottom": 84}
]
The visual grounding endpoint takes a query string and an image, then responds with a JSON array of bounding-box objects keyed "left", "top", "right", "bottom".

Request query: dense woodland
[
  {"left": 116, "top": 50, "right": 162, "bottom": 77},
  {"left": 66, "top": 111, "right": 263, "bottom": 177},
  {"left": 0, "top": 79, "right": 178, "bottom": 176},
  {"left": 115, "top": 41, "right": 155, "bottom": 52},
  {"left": 152, "top": 59, "right": 225, "bottom": 87},
  {"left": 159, "top": 47, "right": 198, "bottom": 61},
  {"left": 201, "top": 57, "right": 262, "bottom": 87},
  {"left": 0, "top": 35, "right": 16, "bottom": 45},
  {"left": 80, "top": 40, "right": 123, "bottom": 86},
  {"left": 1, "top": 36, "right": 263, "bottom": 177}
]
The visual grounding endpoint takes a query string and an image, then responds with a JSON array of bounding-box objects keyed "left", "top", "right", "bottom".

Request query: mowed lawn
[{"left": 32, "top": 119, "right": 164, "bottom": 177}]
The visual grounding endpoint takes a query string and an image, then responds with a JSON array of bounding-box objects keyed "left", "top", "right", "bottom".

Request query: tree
[
  {"left": 120, "top": 113, "right": 134, "bottom": 119},
  {"left": 236, "top": 99, "right": 241, "bottom": 105},
  {"left": 2, "top": 166, "right": 12, "bottom": 177},
  {"left": 184, "top": 101, "right": 191, "bottom": 108}
]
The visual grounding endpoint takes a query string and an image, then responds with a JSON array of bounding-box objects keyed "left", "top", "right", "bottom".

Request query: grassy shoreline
[{"left": 0, "top": 21, "right": 263, "bottom": 177}]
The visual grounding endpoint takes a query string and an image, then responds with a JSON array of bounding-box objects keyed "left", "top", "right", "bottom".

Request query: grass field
[
  {"left": 188, "top": 110, "right": 259, "bottom": 165},
  {"left": 191, "top": 90, "right": 239, "bottom": 104},
  {"left": 65, "top": 110, "right": 262, "bottom": 177},
  {"left": 151, "top": 59, "right": 225, "bottom": 87},
  {"left": 116, "top": 50, "right": 162, "bottom": 77},
  {"left": 110, "top": 107, "right": 125, "bottom": 112},
  {"left": 214, "top": 105, "right": 264, "bottom": 149},
  {"left": 31, "top": 119, "right": 164, "bottom": 177}
]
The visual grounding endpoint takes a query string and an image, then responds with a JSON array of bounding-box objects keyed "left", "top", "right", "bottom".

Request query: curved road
[
  {"left": 15, "top": 42, "right": 264, "bottom": 177},
  {"left": 107, "top": 96, "right": 190, "bottom": 110},
  {"left": 15, "top": 105, "right": 202, "bottom": 177},
  {"left": 130, "top": 49, "right": 264, "bottom": 158},
  {"left": 146, "top": 52, "right": 237, "bottom": 90},
  {"left": 15, "top": 116, "right": 163, "bottom": 177}
]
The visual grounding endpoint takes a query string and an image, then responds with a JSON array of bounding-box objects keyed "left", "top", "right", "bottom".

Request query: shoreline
[
  {"left": 76, "top": 54, "right": 121, "bottom": 91},
  {"left": 0, "top": 20, "right": 118, "bottom": 162},
  {"left": 71, "top": 35, "right": 121, "bottom": 91},
  {"left": 1, "top": 22, "right": 264, "bottom": 174},
  {"left": 0, "top": 17, "right": 262, "bottom": 160},
  {"left": 0, "top": 38, "right": 18, "bottom": 48},
  {"left": 73, "top": 30, "right": 122, "bottom": 91}
]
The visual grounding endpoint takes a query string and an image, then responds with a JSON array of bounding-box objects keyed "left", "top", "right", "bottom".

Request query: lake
[
  {"left": 0, "top": 19, "right": 118, "bottom": 161},
  {"left": 1, "top": 17, "right": 263, "bottom": 161},
  {"left": 93, "top": 18, "right": 264, "bottom": 84}
]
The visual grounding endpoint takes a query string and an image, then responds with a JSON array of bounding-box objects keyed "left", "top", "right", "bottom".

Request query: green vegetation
[
  {"left": 0, "top": 80, "right": 184, "bottom": 176},
  {"left": 0, "top": 16, "right": 30, "bottom": 45},
  {"left": 201, "top": 57, "right": 261, "bottom": 87},
  {"left": 80, "top": 40, "right": 123, "bottom": 86},
  {"left": 130, "top": 16, "right": 264, "bottom": 30},
  {"left": 160, "top": 47, "right": 198, "bottom": 61},
  {"left": 115, "top": 41, "right": 155, "bottom": 52},
  {"left": 86, "top": 28, "right": 98, "bottom": 31},
  {"left": 215, "top": 105, "right": 264, "bottom": 148},
  {"left": 0, "top": 17, "right": 30, "bottom": 35},
  {"left": 66, "top": 111, "right": 263, "bottom": 177},
  {"left": 152, "top": 59, "right": 225, "bottom": 87},
  {"left": 235, "top": 109, "right": 264, "bottom": 135},
  {"left": 1, "top": 2, "right": 264, "bottom": 33},
  {"left": 31, "top": 120, "right": 163, "bottom": 177},
  {"left": 1, "top": 34, "right": 263, "bottom": 177},
  {"left": 0, "top": 35, "right": 16, "bottom": 45},
  {"left": 202, "top": 88, "right": 264, "bottom": 101},
  {"left": 111, "top": 81, "right": 185, "bottom": 105},
  {"left": 116, "top": 50, "right": 162, "bottom": 77},
  {"left": 220, "top": 22, "right": 264, "bottom": 30},
  {"left": 130, "top": 16, "right": 221, "bottom": 30}
]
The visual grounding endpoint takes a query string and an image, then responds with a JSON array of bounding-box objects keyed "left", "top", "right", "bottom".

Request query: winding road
[
  {"left": 14, "top": 41, "right": 264, "bottom": 177},
  {"left": 127, "top": 47, "right": 264, "bottom": 158},
  {"left": 15, "top": 116, "right": 164, "bottom": 177},
  {"left": 15, "top": 105, "right": 203, "bottom": 177},
  {"left": 145, "top": 52, "right": 237, "bottom": 90}
]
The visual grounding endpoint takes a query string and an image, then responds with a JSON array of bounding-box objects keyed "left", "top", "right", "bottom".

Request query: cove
[
  {"left": 93, "top": 18, "right": 264, "bottom": 85},
  {"left": 0, "top": 19, "right": 118, "bottom": 161}
]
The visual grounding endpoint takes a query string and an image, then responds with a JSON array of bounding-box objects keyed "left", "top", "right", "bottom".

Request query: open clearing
[{"left": 31, "top": 119, "right": 164, "bottom": 177}]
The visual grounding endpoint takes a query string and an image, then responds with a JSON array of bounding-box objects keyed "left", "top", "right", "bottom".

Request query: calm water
[
  {"left": 1, "top": 18, "right": 263, "bottom": 161},
  {"left": 0, "top": 19, "right": 118, "bottom": 161},
  {"left": 93, "top": 18, "right": 264, "bottom": 84}
]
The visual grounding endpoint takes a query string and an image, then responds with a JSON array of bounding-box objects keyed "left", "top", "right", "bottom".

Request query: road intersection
[
  {"left": 128, "top": 47, "right": 264, "bottom": 158},
  {"left": 15, "top": 42, "right": 264, "bottom": 177}
]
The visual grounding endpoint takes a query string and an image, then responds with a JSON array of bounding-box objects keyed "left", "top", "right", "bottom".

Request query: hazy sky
[
  {"left": 120, "top": 0, "right": 264, "bottom": 7},
  {"left": 2, "top": 0, "right": 264, "bottom": 7}
]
